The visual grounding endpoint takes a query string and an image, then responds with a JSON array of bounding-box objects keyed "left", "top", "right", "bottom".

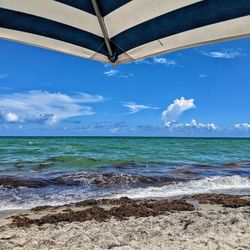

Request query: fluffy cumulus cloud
[
  {"left": 202, "top": 49, "right": 245, "bottom": 59},
  {"left": 165, "top": 119, "right": 217, "bottom": 131},
  {"left": 161, "top": 97, "right": 218, "bottom": 132},
  {"left": 0, "top": 90, "right": 103, "bottom": 124},
  {"left": 234, "top": 123, "right": 250, "bottom": 130},
  {"left": 104, "top": 69, "right": 133, "bottom": 78},
  {"left": 122, "top": 102, "right": 158, "bottom": 114},
  {"left": 161, "top": 97, "right": 195, "bottom": 124},
  {"left": 2, "top": 112, "right": 19, "bottom": 122}
]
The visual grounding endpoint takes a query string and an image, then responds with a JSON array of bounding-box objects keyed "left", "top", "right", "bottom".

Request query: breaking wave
[
  {"left": 0, "top": 172, "right": 177, "bottom": 189},
  {"left": 60, "top": 172, "right": 176, "bottom": 186},
  {"left": 114, "top": 175, "right": 250, "bottom": 199},
  {"left": 1, "top": 175, "right": 249, "bottom": 211}
]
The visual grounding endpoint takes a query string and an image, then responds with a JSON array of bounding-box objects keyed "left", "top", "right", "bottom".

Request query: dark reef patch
[
  {"left": 59, "top": 172, "right": 178, "bottom": 187},
  {"left": 0, "top": 175, "right": 49, "bottom": 188}
]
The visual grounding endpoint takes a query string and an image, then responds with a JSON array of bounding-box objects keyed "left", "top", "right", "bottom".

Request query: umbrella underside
[{"left": 0, "top": 0, "right": 250, "bottom": 65}]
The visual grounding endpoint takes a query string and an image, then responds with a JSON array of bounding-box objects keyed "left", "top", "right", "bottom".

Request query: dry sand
[{"left": 0, "top": 195, "right": 249, "bottom": 250}]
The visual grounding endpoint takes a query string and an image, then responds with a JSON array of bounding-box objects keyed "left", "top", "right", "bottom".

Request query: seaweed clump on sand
[
  {"left": 12, "top": 197, "right": 194, "bottom": 227},
  {"left": 187, "top": 194, "right": 250, "bottom": 208},
  {"left": 30, "top": 197, "right": 133, "bottom": 212},
  {"left": 31, "top": 205, "right": 56, "bottom": 212},
  {"left": 11, "top": 195, "right": 250, "bottom": 227}
]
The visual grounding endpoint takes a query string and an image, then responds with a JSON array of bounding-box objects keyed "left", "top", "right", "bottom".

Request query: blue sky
[{"left": 0, "top": 37, "right": 250, "bottom": 136}]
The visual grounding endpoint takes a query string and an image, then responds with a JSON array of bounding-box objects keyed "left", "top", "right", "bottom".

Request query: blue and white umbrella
[{"left": 0, "top": 0, "right": 250, "bottom": 64}]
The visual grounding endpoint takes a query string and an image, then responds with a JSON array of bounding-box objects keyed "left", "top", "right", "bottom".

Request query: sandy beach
[{"left": 0, "top": 194, "right": 249, "bottom": 250}]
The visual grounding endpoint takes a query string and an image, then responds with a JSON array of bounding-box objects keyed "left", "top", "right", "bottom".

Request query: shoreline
[
  {"left": 0, "top": 194, "right": 249, "bottom": 249},
  {"left": 1, "top": 193, "right": 249, "bottom": 220}
]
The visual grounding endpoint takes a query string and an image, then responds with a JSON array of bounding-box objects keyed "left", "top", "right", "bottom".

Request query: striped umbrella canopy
[{"left": 0, "top": 0, "right": 250, "bottom": 65}]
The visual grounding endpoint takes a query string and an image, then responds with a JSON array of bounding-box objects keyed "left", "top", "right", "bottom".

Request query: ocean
[{"left": 0, "top": 137, "right": 250, "bottom": 210}]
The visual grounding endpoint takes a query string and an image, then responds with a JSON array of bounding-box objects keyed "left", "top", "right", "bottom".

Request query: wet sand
[{"left": 0, "top": 194, "right": 249, "bottom": 250}]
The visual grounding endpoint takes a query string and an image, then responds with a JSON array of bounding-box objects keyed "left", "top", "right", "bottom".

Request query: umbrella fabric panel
[
  {"left": 0, "top": 0, "right": 250, "bottom": 64},
  {"left": 104, "top": 0, "right": 201, "bottom": 38},
  {"left": 118, "top": 15, "right": 250, "bottom": 62},
  {"left": 0, "top": 8, "right": 105, "bottom": 53},
  {"left": 0, "top": 0, "right": 102, "bottom": 36},
  {"left": 0, "top": 27, "right": 108, "bottom": 62},
  {"left": 0, "top": 0, "right": 108, "bottom": 61},
  {"left": 112, "top": 0, "right": 250, "bottom": 55},
  {"left": 55, "top": 0, "right": 131, "bottom": 16}
]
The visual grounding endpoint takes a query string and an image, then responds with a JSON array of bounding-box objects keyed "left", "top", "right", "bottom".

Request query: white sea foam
[
  {"left": 1, "top": 175, "right": 249, "bottom": 211},
  {"left": 114, "top": 175, "right": 250, "bottom": 199},
  {"left": 0, "top": 186, "right": 97, "bottom": 211}
]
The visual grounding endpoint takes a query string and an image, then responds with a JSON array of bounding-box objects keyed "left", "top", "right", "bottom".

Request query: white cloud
[
  {"left": 135, "top": 59, "right": 152, "bottom": 65},
  {"left": 109, "top": 127, "right": 119, "bottom": 133},
  {"left": 161, "top": 97, "right": 195, "bottom": 124},
  {"left": 135, "top": 57, "right": 176, "bottom": 66},
  {"left": 71, "top": 92, "right": 104, "bottom": 103},
  {"left": 104, "top": 69, "right": 119, "bottom": 76},
  {"left": 153, "top": 57, "right": 176, "bottom": 66},
  {"left": 0, "top": 90, "right": 103, "bottom": 124},
  {"left": 104, "top": 69, "right": 133, "bottom": 78},
  {"left": 202, "top": 49, "right": 245, "bottom": 59},
  {"left": 122, "top": 102, "right": 158, "bottom": 114},
  {"left": 0, "top": 74, "right": 8, "bottom": 79},
  {"left": 234, "top": 123, "right": 250, "bottom": 130},
  {"left": 165, "top": 119, "right": 218, "bottom": 131},
  {"left": 199, "top": 74, "right": 207, "bottom": 78},
  {"left": 2, "top": 112, "right": 19, "bottom": 122},
  {"left": 161, "top": 98, "right": 219, "bottom": 132}
]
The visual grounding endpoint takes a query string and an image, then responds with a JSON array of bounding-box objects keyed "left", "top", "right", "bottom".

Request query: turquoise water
[{"left": 0, "top": 137, "right": 250, "bottom": 209}]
